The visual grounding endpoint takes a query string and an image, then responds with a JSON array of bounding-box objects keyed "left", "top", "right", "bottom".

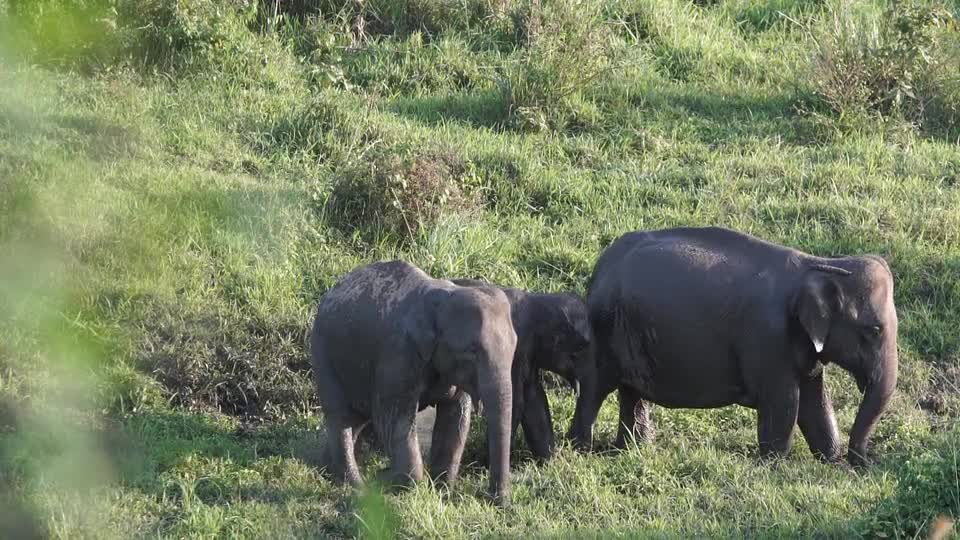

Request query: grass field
[{"left": 1, "top": 0, "right": 960, "bottom": 537}]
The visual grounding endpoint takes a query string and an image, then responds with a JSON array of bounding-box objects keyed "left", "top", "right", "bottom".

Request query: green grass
[{"left": 1, "top": 0, "right": 959, "bottom": 537}]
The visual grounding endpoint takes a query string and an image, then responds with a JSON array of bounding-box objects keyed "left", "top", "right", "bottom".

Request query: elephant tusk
[{"left": 573, "top": 379, "right": 581, "bottom": 397}]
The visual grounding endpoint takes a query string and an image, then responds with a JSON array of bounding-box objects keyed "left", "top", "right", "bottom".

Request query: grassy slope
[{"left": 1, "top": 0, "right": 959, "bottom": 538}]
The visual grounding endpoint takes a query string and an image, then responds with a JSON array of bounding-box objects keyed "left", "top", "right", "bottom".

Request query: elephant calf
[
  {"left": 310, "top": 261, "right": 518, "bottom": 505},
  {"left": 570, "top": 226, "right": 899, "bottom": 466},
  {"left": 453, "top": 279, "right": 592, "bottom": 462}
]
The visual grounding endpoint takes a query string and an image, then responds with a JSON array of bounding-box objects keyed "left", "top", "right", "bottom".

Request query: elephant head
[
  {"left": 406, "top": 286, "right": 518, "bottom": 504},
  {"left": 792, "top": 256, "right": 898, "bottom": 466},
  {"left": 529, "top": 294, "right": 593, "bottom": 396}
]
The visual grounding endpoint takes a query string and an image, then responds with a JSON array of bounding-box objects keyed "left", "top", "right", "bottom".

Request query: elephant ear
[
  {"left": 793, "top": 269, "right": 844, "bottom": 353},
  {"left": 402, "top": 288, "right": 447, "bottom": 368},
  {"left": 560, "top": 305, "right": 591, "bottom": 352}
]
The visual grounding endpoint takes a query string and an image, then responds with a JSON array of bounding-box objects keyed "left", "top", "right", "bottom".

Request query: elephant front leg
[
  {"left": 568, "top": 360, "right": 619, "bottom": 451},
  {"left": 797, "top": 374, "right": 841, "bottom": 462},
  {"left": 521, "top": 380, "right": 554, "bottom": 461},
  {"left": 374, "top": 399, "right": 424, "bottom": 489},
  {"left": 324, "top": 422, "right": 364, "bottom": 487},
  {"left": 429, "top": 392, "right": 472, "bottom": 486},
  {"left": 756, "top": 380, "right": 800, "bottom": 459},
  {"left": 613, "top": 385, "right": 655, "bottom": 449}
]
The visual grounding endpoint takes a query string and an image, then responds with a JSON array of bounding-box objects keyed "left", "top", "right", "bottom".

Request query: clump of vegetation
[
  {"left": 810, "top": 0, "right": 960, "bottom": 136},
  {"left": 324, "top": 148, "right": 480, "bottom": 243},
  {"left": 499, "top": 0, "right": 620, "bottom": 131}
]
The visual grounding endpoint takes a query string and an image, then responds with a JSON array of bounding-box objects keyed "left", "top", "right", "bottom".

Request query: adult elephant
[
  {"left": 568, "top": 226, "right": 899, "bottom": 466},
  {"left": 311, "top": 261, "right": 517, "bottom": 505},
  {"left": 452, "top": 279, "right": 592, "bottom": 461}
]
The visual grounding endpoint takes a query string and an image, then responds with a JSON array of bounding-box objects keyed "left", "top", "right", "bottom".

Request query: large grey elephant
[
  {"left": 310, "top": 261, "right": 518, "bottom": 505},
  {"left": 568, "top": 226, "right": 899, "bottom": 466},
  {"left": 452, "top": 279, "right": 592, "bottom": 461}
]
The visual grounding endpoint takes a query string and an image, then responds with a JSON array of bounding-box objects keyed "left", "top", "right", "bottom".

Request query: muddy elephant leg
[
  {"left": 797, "top": 374, "right": 841, "bottom": 462},
  {"left": 613, "top": 385, "right": 654, "bottom": 448},
  {"left": 757, "top": 378, "right": 800, "bottom": 459},
  {"left": 429, "top": 392, "right": 472, "bottom": 486},
  {"left": 321, "top": 420, "right": 370, "bottom": 469},
  {"left": 521, "top": 380, "right": 554, "bottom": 461},
  {"left": 324, "top": 421, "right": 364, "bottom": 487},
  {"left": 374, "top": 398, "right": 423, "bottom": 489}
]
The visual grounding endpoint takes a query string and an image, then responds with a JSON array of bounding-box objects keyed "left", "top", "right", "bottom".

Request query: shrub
[
  {"left": 499, "top": 0, "right": 621, "bottom": 131},
  {"left": 116, "top": 0, "right": 260, "bottom": 71},
  {"left": 324, "top": 148, "right": 480, "bottom": 243},
  {"left": 810, "top": 0, "right": 960, "bottom": 135}
]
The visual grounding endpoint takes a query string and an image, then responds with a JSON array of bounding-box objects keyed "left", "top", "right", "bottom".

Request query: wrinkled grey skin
[
  {"left": 569, "top": 227, "right": 899, "bottom": 466},
  {"left": 452, "top": 279, "right": 592, "bottom": 462},
  {"left": 310, "top": 261, "right": 518, "bottom": 505}
]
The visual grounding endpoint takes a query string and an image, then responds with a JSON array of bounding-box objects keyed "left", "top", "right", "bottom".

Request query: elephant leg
[
  {"left": 324, "top": 421, "right": 364, "bottom": 487},
  {"left": 568, "top": 358, "right": 619, "bottom": 450},
  {"left": 374, "top": 398, "right": 423, "bottom": 489},
  {"left": 521, "top": 380, "right": 554, "bottom": 461},
  {"left": 757, "top": 379, "right": 800, "bottom": 459},
  {"left": 321, "top": 420, "right": 370, "bottom": 469},
  {"left": 613, "top": 386, "right": 654, "bottom": 448},
  {"left": 429, "top": 392, "right": 472, "bottom": 486},
  {"left": 797, "top": 374, "right": 841, "bottom": 462}
]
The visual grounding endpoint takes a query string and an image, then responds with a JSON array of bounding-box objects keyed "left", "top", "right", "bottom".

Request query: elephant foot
[
  {"left": 847, "top": 449, "right": 872, "bottom": 469},
  {"left": 613, "top": 428, "right": 655, "bottom": 450},
  {"left": 485, "top": 487, "right": 511, "bottom": 509},
  {"left": 373, "top": 469, "right": 418, "bottom": 492}
]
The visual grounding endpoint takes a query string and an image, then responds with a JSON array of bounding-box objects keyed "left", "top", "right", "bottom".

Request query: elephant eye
[{"left": 863, "top": 324, "right": 882, "bottom": 337}]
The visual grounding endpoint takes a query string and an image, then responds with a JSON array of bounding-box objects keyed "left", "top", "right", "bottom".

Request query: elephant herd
[{"left": 309, "top": 226, "right": 899, "bottom": 506}]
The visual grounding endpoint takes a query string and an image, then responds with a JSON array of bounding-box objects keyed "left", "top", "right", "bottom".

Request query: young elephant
[
  {"left": 451, "top": 279, "right": 592, "bottom": 461},
  {"left": 569, "top": 226, "right": 899, "bottom": 466},
  {"left": 310, "top": 261, "right": 518, "bottom": 505}
]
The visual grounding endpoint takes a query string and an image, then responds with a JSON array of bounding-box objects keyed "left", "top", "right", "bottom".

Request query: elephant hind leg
[
  {"left": 429, "top": 392, "right": 472, "bottom": 486},
  {"left": 613, "top": 386, "right": 655, "bottom": 449}
]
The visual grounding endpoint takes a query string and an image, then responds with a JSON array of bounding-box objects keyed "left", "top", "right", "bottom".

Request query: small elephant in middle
[{"left": 453, "top": 279, "right": 593, "bottom": 462}]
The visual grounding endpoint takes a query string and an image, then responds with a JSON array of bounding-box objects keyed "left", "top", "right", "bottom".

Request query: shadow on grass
[
  {"left": 388, "top": 90, "right": 508, "bottom": 131},
  {"left": 625, "top": 85, "right": 828, "bottom": 147}
]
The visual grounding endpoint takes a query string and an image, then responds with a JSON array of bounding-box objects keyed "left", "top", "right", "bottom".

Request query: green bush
[
  {"left": 116, "top": 0, "right": 260, "bottom": 71},
  {"left": 810, "top": 0, "right": 960, "bottom": 136},
  {"left": 324, "top": 148, "right": 480, "bottom": 244},
  {"left": 499, "top": 0, "right": 621, "bottom": 131}
]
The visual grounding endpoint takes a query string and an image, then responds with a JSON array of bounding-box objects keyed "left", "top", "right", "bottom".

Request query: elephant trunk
[
  {"left": 480, "top": 365, "right": 512, "bottom": 506},
  {"left": 848, "top": 348, "right": 898, "bottom": 466}
]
